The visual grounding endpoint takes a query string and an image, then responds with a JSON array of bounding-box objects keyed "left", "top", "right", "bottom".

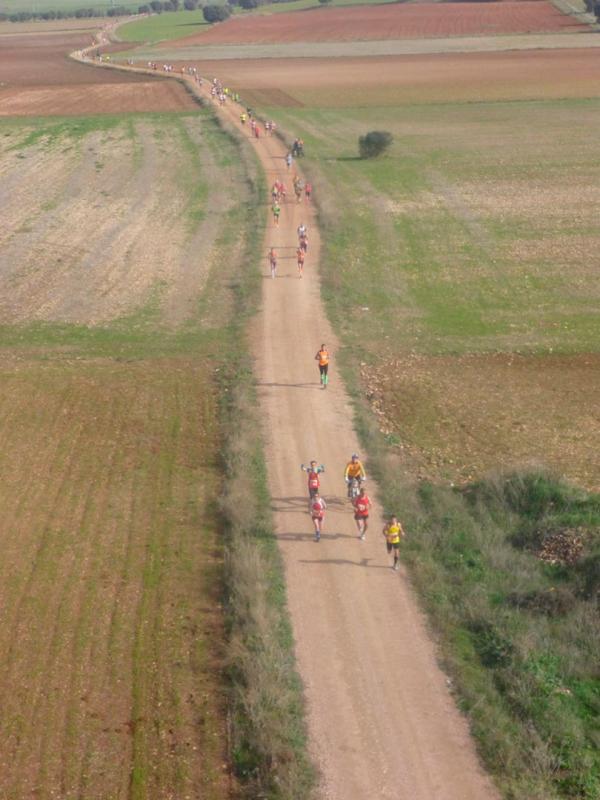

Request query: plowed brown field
[
  {"left": 172, "top": 48, "right": 600, "bottom": 106},
  {"left": 0, "top": 31, "right": 196, "bottom": 115},
  {"left": 170, "top": 1, "right": 583, "bottom": 47},
  {"left": 0, "top": 356, "right": 228, "bottom": 800}
]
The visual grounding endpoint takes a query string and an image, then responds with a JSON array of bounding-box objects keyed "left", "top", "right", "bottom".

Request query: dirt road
[{"left": 199, "top": 97, "right": 501, "bottom": 798}]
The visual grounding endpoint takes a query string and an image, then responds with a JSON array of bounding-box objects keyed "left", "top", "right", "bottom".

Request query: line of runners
[{"left": 204, "top": 75, "right": 407, "bottom": 571}]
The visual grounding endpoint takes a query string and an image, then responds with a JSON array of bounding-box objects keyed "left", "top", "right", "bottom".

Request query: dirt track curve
[{"left": 77, "top": 41, "right": 501, "bottom": 797}]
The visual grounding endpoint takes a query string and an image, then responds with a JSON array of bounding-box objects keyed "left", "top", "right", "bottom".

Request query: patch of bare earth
[
  {"left": 362, "top": 353, "right": 600, "bottom": 490},
  {"left": 0, "top": 118, "right": 224, "bottom": 325},
  {"left": 0, "top": 30, "right": 196, "bottom": 115},
  {"left": 170, "top": 1, "right": 584, "bottom": 48},
  {"left": 177, "top": 48, "right": 600, "bottom": 107},
  {"left": 0, "top": 357, "right": 228, "bottom": 799}
]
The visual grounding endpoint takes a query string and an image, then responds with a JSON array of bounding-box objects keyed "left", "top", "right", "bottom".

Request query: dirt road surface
[{"left": 192, "top": 91, "right": 501, "bottom": 798}]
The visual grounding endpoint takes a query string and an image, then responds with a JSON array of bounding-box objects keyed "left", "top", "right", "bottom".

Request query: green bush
[
  {"left": 358, "top": 130, "right": 393, "bottom": 159},
  {"left": 203, "top": 3, "right": 231, "bottom": 21}
]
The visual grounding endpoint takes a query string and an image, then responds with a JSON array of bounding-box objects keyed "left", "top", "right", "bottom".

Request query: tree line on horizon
[{"left": 0, "top": 0, "right": 328, "bottom": 24}]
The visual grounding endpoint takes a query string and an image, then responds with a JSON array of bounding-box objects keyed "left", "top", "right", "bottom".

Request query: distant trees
[
  {"left": 203, "top": 3, "right": 231, "bottom": 21},
  {"left": 358, "top": 130, "right": 393, "bottom": 159},
  {"left": 3, "top": 0, "right": 239, "bottom": 24}
]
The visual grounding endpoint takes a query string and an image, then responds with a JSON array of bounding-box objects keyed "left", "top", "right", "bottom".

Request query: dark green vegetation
[
  {"left": 262, "top": 98, "right": 600, "bottom": 798},
  {"left": 0, "top": 111, "right": 313, "bottom": 798},
  {"left": 203, "top": 2, "right": 231, "bottom": 21},
  {"left": 358, "top": 129, "right": 393, "bottom": 159}
]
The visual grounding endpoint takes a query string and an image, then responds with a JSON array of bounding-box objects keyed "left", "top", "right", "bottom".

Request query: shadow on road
[
  {"left": 258, "top": 382, "right": 319, "bottom": 390},
  {"left": 271, "top": 495, "right": 347, "bottom": 512},
  {"left": 299, "top": 557, "right": 392, "bottom": 570},
  {"left": 277, "top": 531, "right": 357, "bottom": 542}
]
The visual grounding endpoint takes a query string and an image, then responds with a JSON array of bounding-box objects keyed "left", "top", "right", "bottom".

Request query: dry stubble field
[
  {"left": 0, "top": 115, "right": 234, "bottom": 324},
  {"left": 0, "top": 74, "right": 255, "bottom": 794}
]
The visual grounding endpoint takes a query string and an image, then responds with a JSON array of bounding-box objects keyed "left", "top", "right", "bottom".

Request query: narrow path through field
[
  {"left": 77, "top": 44, "right": 501, "bottom": 798},
  {"left": 194, "top": 87, "right": 501, "bottom": 798}
]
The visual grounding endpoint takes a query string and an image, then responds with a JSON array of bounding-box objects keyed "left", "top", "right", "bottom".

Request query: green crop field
[
  {"left": 118, "top": 8, "right": 209, "bottom": 43},
  {"left": 0, "top": 0, "right": 138, "bottom": 13}
]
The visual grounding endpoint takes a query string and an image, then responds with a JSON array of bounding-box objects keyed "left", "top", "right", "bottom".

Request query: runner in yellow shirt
[
  {"left": 344, "top": 453, "right": 366, "bottom": 496},
  {"left": 383, "top": 515, "right": 405, "bottom": 571}
]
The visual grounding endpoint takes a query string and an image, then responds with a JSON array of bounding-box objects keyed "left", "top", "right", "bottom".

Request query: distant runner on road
[
  {"left": 297, "top": 247, "right": 305, "bottom": 278},
  {"left": 268, "top": 247, "right": 277, "bottom": 279},
  {"left": 315, "top": 344, "right": 329, "bottom": 388},
  {"left": 310, "top": 491, "right": 327, "bottom": 542},
  {"left": 272, "top": 202, "right": 281, "bottom": 227}
]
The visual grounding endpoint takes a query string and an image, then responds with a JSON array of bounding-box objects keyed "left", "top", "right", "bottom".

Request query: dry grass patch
[{"left": 362, "top": 352, "right": 600, "bottom": 490}]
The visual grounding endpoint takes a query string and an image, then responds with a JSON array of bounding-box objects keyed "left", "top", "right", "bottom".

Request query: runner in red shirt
[
  {"left": 301, "top": 461, "right": 325, "bottom": 501},
  {"left": 310, "top": 492, "right": 327, "bottom": 542},
  {"left": 352, "top": 487, "right": 372, "bottom": 540}
]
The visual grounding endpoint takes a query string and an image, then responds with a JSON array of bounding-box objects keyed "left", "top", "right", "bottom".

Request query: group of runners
[
  {"left": 301, "top": 456, "right": 405, "bottom": 569},
  {"left": 204, "top": 74, "right": 406, "bottom": 570}
]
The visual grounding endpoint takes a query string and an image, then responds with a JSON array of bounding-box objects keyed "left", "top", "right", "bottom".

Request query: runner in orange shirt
[{"left": 315, "top": 344, "right": 329, "bottom": 388}]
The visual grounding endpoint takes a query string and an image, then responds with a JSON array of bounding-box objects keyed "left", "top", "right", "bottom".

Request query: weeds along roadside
[
  {"left": 279, "top": 138, "right": 600, "bottom": 800},
  {"left": 208, "top": 109, "right": 317, "bottom": 800}
]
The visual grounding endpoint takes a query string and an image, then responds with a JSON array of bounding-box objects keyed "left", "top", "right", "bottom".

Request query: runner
[
  {"left": 240, "top": 112, "right": 247, "bottom": 125},
  {"left": 353, "top": 486, "right": 372, "bottom": 541},
  {"left": 382, "top": 515, "right": 405, "bottom": 571},
  {"left": 268, "top": 247, "right": 277, "bottom": 279},
  {"left": 301, "top": 461, "right": 325, "bottom": 500},
  {"left": 297, "top": 222, "right": 307, "bottom": 239},
  {"left": 305, "top": 182, "right": 312, "bottom": 202},
  {"left": 272, "top": 202, "right": 281, "bottom": 227},
  {"left": 310, "top": 491, "right": 327, "bottom": 542},
  {"left": 296, "top": 246, "right": 305, "bottom": 278},
  {"left": 286, "top": 152, "right": 293, "bottom": 170},
  {"left": 299, "top": 233, "right": 308, "bottom": 254},
  {"left": 315, "top": 344, "right": 329, "bottom": 388}
]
